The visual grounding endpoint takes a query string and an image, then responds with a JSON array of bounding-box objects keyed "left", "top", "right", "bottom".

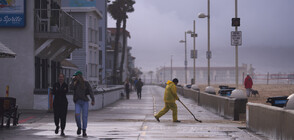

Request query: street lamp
[
  {"left": 198, "top": 0, "right": 211, "bottom": 86},
  {"left": 179, "top": 30, "right": 191, "bottom": 85},
  {"left": 187, "top": 20, "right": 197, "bottom": 85}
]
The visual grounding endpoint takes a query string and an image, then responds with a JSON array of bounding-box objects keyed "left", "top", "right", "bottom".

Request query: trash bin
[{"left": 266, "top": 96, "right": 288, "bottom": 107}]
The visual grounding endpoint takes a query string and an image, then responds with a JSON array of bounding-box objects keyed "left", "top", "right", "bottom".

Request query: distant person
[
  {"left": 52, "top": 73, "right": 68, "bottom": 136},
  {"left": 125, "top": 79, "right": 130, "bottom": 99},
  {"left": 135, "top": 78, "right": 144, "bottom": 99},
  {"left": 70, "top": 71, "right": 95, "bottom": 137},
  {"left": 154, "top": 78, "right": 181, "bottom": 123},
  {"left": 244, "top": 73, "right": 253, "bottom": 97},
  {"left": 134, "top": 78, "right": 138, "bottom": 91}
]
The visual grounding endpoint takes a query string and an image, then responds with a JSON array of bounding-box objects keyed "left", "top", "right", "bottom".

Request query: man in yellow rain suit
[{"left": 154, "top": 78, "right": 181, "bottom": 123}]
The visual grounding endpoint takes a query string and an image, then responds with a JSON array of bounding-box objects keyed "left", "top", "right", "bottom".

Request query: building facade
[
  {"left": 0, "top": 0, "right": 83, "bottom": 109},
  {"left": 61, "top": 0, "right": 108, "bottom": 86},
  {"left": 62, "top": 7, "right": 102, "bottom": 87}
]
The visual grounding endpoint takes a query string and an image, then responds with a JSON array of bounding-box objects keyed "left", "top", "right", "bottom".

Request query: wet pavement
[{"left": 0, "top": 85, "right": 268, "bottom": 140}]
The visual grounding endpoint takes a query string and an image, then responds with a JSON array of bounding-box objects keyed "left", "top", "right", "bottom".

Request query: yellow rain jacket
[{"left": 164, "top": 80, "right": 179, "bottom": 103}]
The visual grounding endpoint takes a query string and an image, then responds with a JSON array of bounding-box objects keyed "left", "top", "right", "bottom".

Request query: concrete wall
[
  {"left": 247, "top": 103, "right": 294, "bottom": 140},
  {"left": 34, "top": 86, "right": 124, "bottom": 110},
  {"left": 0, "top": 1, "right": 35, "bottom": 109},
  {"left": 177, "top": 87, "right": 247, "bottom": 121}
]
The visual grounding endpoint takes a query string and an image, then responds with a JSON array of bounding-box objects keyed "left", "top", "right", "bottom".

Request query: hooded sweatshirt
[{"left": 164, "top": 80, "right": 179, "bottom": 103}]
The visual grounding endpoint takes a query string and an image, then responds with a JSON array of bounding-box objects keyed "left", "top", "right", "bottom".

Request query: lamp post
[
  {"left": 180, "top": 31, "right": 190, "bottom": 84},
  {"left": 198, "top": 0, "right": 211, "bottom": 86},
  {"left": 187, "top": 20, "right": 197, "bottom": 85}
]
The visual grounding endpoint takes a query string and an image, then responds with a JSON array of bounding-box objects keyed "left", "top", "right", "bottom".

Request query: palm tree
[
  {"left": 108, "top": 0, "right": 135, "bottom": 84},
  {"left": 119, "top": 0, "right": 135, "bottom": 84},
  {"left": 108, "top": 0, "right": 124, "bottom": 84}
]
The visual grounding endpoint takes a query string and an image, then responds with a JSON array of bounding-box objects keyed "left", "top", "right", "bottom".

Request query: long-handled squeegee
[{"left": 178, "top": 99, "right": 202, "bottom": 123}]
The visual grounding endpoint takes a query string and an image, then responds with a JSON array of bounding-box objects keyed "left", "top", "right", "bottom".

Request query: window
[
  {"left": 88, "top": 29, "right": 92, "bottom": 42},
  {"left": 99, "top": 27, "right": 102, "bottom": 41},
  {"left": 99, "top": 50, "right": 102, "bottom": 65},
  {"left": 89, "top": 50, "right": 92, "bottom": 63},
  {"left": 94, "top": 18, "right": 97, "bottom": 29},
  {"left": 66, "top": 53, "right": 72, "bottom": 60},
  {"left": 92, "top": 30, "right": 95, "bottom": 43},
  {"left": 94, "top": 51, "right": 97, "bottom": 64},
  {"left": 35, "top": 57, "right": 49, "bottom": 89},
  {"left": 89, "top": 16, "right": 92, "bottom": 28}
]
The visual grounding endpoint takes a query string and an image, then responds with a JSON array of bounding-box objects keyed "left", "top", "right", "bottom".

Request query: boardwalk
[{"left": 0, "top": 85, "right": 267, "bottom": 140}]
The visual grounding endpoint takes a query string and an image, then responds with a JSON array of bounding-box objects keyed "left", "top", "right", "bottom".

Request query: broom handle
[{"left": 178, "top": 99, "right": 202, "bottom": 122}]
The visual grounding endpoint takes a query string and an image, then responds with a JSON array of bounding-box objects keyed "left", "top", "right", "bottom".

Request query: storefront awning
[{"left": 0, "top": 41, "right": 16, "bottom": 58}]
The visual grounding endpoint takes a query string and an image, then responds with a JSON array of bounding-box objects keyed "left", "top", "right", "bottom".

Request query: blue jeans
[{"left": 75, "top": 100, "right": 89, "bottom": 130}]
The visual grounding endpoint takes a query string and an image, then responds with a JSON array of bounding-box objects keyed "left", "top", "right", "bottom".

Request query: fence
[{"left": 253, "top": 73, "right": 294, "bottom": 85}]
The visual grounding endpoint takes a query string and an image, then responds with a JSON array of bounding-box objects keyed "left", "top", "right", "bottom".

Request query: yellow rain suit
[{"left": 155, "top": 80, "right": 179, "bottom": 121}]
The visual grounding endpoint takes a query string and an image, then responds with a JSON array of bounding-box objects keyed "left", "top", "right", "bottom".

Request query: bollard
[
  {"left": 6, "top": 85, "right": 9, "bottom": 97},
  {"left": 48, "top": 88, "right": 54, "bottom": 112}
]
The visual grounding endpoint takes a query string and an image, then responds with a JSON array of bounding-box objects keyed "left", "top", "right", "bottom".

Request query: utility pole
[
  {"left": 235, "top": 0, "right": 239, "bottom": 88},
  {"left": 193, "top": 20, "right": 196, "bottom": 85},
  {"left": 184, "top": 32, "right": 187, "bottom": 84}
]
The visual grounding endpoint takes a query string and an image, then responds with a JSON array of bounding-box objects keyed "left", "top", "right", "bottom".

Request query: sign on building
[{"left": 0, "top": 0, "right": 26, "bottom": 27}]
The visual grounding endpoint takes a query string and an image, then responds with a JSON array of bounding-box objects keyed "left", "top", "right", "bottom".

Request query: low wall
[
  {"left": 33, "top": 86, "right": 124, "bottom": 110},
  {"left": 177, "top": 87, "right": 247, "bottom": 121},
  {"left": 247, "top": 103, "right": 294, "bottom": 140}
]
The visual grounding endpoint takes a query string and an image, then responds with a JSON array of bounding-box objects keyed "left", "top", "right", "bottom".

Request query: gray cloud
[{"left": 108, "top": 0, "right": 294, "bottom": 73}]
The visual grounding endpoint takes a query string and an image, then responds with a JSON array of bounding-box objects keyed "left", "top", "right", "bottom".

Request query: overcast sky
[{"left": 108, "top": 0, "right": 294, "bottom": 73}]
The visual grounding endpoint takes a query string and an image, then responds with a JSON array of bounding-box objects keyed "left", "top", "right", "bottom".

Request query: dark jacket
[
  {"left": 135, "top": 81, "right": 143, "bottom": 90},
  {"left": 125, "top": 82, "right": 130, "bottom": 93},
  {"left": 70, "top": 80, "right": 95, "bottom": 103},
  {"left": 52, "top": 82, "right": 68, "bottom": 106}
]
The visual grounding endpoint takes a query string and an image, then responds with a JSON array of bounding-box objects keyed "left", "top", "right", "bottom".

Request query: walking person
[
  {"left": 52, "top": 73, "right": 68, "bottom": 136},
  {"left": 135, "top": 78, "right": 144, "bottom": 99},
  {"left": 125, "top": 79, "right": 130, "bottom": 99},
  {"left": 70, "top": 71, "right": 95, "bottom": 137},
  {"left": 244, "top": 73, "right": 253, "bottom": 97},
  {"left": 134, "top": 78, "right": 138, "bottom": 92},
  {"left": 154, "top": 78, "right": 181, "bottom": 123}
]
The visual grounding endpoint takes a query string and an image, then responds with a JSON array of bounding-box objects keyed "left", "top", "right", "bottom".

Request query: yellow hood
[
  {"left": 166, "top": 80, "right": 173, "bottom": 85},
  {"left": 164, "top": 80, "right": 179, "bottom": 103}
]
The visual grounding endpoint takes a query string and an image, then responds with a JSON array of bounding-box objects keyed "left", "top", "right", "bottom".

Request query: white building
[
  {"left": 61, "top": 0, "right": 108, "bottom": 85},
  {"left": 62, "top": 7, "right": 102, "bottom": 87},
  {"left": 0, "top": 0, "right": 83, "bottom": 109}
]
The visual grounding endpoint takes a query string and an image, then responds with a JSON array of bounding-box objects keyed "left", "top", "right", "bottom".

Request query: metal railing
[{"left": 34, "top": 9, "right": 83, "bottom": 47}]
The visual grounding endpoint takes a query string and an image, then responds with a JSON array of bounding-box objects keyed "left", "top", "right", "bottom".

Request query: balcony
[{"left": 34, "top": 9, "right": 83, "bottom": 49}]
